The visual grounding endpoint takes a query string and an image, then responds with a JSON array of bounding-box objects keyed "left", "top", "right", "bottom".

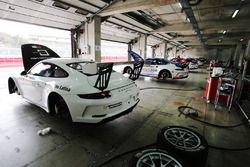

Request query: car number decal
[
  {"left": 143, "top": 67, "right": 157, "bottom": 73},
  {"left": 108, "top": 102, "right": 122, "bottom": 109}
]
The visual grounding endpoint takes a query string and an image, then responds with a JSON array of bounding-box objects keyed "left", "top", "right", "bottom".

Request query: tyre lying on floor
[
  {"left": 157, "top": 126, "right": 208, "bottom": 167},
  {"left": 130, "top": 149, "right": 189, "bottom": 167}
]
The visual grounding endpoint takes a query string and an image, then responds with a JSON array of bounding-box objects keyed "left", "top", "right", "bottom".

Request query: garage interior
[{"left": 0, "top": 0, "right": 250, "bottom": 167}]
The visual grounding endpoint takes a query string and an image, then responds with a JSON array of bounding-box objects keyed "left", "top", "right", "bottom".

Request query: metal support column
[{"left": 71, "top": 29, "right": 77, "bottom": 58}]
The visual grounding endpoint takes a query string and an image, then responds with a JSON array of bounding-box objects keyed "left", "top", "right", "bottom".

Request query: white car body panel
[
  {"left": 140, "top": 63, "right": 188, "bottom": 79},
  {"left": 188, "top": 62, "right": 199, "bottom": 70},
  {"left": 114, "top": 60, "right": 188, "bottom": 79},
  {"left": 197, "top": 60, "right": 204, "bottom": 66},
  {"left": 10, "top": 58, "right": 140, "bottom": 123}
]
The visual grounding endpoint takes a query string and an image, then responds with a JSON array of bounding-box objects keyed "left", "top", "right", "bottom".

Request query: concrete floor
[{"left": 0, "top": 68, "right": 250, "bottom": 167}]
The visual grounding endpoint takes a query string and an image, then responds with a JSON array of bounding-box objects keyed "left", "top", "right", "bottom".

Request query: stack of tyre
[{"left": 130, "top": 126, "right": 208, "bottom": 167}]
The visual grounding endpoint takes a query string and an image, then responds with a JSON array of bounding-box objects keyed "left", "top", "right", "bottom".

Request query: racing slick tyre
[
  {"left": 157, "top": 126, "right": 208, "bottom": 167},
  {"left": 8, "top": 78, "right": 20, "bottom": 95},
  {"left": 123, "top": 66, "right": 133, "bottom": 75},
  {"left": 13, "top": 84, "right": 19, "bottom": 95},
  {"left": 129, "top": 149, "right": 189, "bottom": 167},
  {"left": 159, "top": 70, "right": 171, "bottom": 80}
]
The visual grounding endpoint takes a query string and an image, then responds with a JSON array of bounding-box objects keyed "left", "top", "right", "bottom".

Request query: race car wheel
[
  {"left": 159, "top": 70, "right": 171, "bottom": 80},
  {"left": 123, "top": 66, "right": 133, "bottom": 74},
  {"left": 157, "top": 126, "right": 208, "bottom": 167},
  {"left": 129, "top": 149, "right": 189, "bottom": 167},
  {"left": 54, "top": 98, "right": 71, "bottom": 119},
  {"left": 13, "top": 84, "right": 19, "bottom": 94},
  {"left": 49, "top": 94, "right": 71, "bottom": 121},
  {"left": 8, "top": 78, "right": 19, "bottom": 94}
]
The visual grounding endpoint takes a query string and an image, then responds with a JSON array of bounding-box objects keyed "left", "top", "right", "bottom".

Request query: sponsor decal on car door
[{"left": 141, "top": 61, "right": 157, "bottom": 77}]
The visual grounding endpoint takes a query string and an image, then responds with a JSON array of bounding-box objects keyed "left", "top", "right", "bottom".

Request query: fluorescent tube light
[{"left": 232, "top": 9, "right": 239, "bottom": 18}]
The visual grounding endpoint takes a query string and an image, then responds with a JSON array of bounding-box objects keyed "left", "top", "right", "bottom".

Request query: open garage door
[
  {"left": 0, "top": 19, "right": 71, "bottom": 89},
  {"left": 101, "top": 40, "right": 128, "bottom": 62},
  {"left": 0, "top": 19, "right": 71, "bottom": 66}
]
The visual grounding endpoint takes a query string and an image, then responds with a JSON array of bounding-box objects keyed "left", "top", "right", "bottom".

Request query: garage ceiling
[{"left": 1, "top": 0, "right": 250, "bottom": 49}]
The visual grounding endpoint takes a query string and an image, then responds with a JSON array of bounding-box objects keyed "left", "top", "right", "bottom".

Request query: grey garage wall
[
  {"left": 208, "top": 47, "right": 235, "bottom": 63},
  {"left": 184, "top": 47, "right": 208, "bottom": 58},
  {"left": 207, "top": 45, "right": 248, "bottom": 70}
]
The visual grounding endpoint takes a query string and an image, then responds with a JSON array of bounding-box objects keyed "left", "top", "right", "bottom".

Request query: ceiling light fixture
[
  {"left": 52, "top": 2, "right": 70, "bottom": 10},
  {"left": 240, "top": 38, "right": 244, "bottom": 41},
  {"left": 223, "top": 30, "right": 227, "bottom": 34},
  {"left": 232, "top": 9, "right": 239, "bottom": 18}
]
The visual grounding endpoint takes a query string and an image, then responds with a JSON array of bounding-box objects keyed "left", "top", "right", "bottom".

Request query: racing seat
[{"left": 54, "top": 68, "right": 67, "bottom": 77}]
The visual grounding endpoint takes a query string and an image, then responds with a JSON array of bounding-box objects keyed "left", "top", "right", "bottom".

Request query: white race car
[
  {"left": 188, "top": 61, "right": 198, "bottom": 70},
  {"left": 8, "top": 44, "right": 142, "bottom": 123},
  {"left": 115, "top": 55, "right": 188, "bottom": 80}
]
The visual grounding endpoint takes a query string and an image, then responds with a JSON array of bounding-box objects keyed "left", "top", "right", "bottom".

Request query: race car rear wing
[
  {"left": 94, "top": 61, "right": 143, "bottom": 91},
  {"left": 94, "top": 63, "right": 113, "bottom": 91}
]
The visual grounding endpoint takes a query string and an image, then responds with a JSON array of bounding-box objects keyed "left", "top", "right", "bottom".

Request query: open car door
[
  {"left": 21, "top": 44, "right": 60, "bottom": 71},
  {"left": 128, "top": 50, "right": 144, "bottom": 61}
]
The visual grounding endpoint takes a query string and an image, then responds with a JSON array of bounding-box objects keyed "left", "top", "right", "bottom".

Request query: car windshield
[
  {"left": 67, "top": 62, "right": 98, "bottom": 76},
  {"left": 67, "top": 62, "right": 115, "bottom": 76},
  {"left": 161, "top": 59, "right": 170, "bottom": 65},
  {"left": 146, "top": 59, "right": 170, "bottom": 65}
]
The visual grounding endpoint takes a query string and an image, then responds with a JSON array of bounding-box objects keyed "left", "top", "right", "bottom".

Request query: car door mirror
[{"left": 20, "top": 71, "right": 27, "bottom": 76}]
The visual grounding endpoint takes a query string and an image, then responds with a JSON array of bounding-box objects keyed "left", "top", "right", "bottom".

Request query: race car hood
[{"left": 21, "top": 44, "right": 60, "bottom": 71}]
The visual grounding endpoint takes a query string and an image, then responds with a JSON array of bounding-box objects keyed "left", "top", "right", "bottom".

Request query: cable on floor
[
  {"left": 208, "top": 144, "right": 250, "bottom": 151},
  {"left": 96, "top": 143, "right": 156, "bottom": 167},
  {"left": 177, "top": 103, "right": 250, "bottom": 151},
  {"left": 140, "top": 87, "right": 201, "bottom": 91},
  {"left": 178, "top": 106, "right": 249, "bottom": 128},
  {"left": 96, "top": 104, "right": 250, "bottom": 166},
  {"left": 96, "top": 131, "right": 250, "bottom": 167}
]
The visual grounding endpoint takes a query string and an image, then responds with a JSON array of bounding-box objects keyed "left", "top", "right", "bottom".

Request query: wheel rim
[
  {"left": 14, "top": 85, "right": 19, "bottom": 94},
  {"left": 136, "top": 150, "right": 182, "bottom": 167},
  {"left": 161, "top": 72, "right": 169, "bottom": 79},
  {"left": 54, "top": 99, "right": 69, "bottom": 118},
  {"left": 164, "top": 127, "right": 201, "bottom": 150},
  {"left": 125, "top": 68, "right": 132, "bottom": 74}
]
